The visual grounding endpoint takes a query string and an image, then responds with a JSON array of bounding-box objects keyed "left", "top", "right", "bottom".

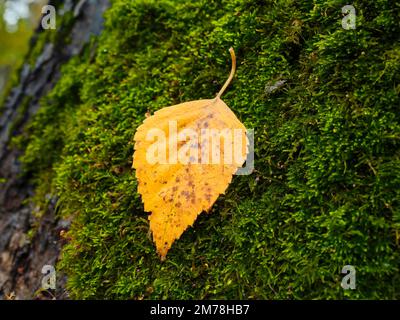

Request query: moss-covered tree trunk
[
  {"left": 0, "top": 0, "right": 109, "bottom": 300},
  {"left": 1, "top": 0, "right": 399, "bottom": 300}
]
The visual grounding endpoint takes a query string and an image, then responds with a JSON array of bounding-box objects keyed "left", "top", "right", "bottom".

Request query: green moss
[{"left": 17, "top": 0, "right": 400, "bottom": 299}]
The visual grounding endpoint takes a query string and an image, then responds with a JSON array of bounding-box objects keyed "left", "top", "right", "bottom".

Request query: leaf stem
[{"left": 216, "top": 47, "right": 236, "bottom": 99}]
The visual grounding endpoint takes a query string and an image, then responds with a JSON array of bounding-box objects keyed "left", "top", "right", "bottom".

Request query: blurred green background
[{"left": 0, "top": 0, "right": 45, "bottom": 101}]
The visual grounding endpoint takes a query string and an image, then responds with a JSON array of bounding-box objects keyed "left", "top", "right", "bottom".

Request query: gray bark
[{"left": 0, "top": 0, "right": 109, "bottom": 300}]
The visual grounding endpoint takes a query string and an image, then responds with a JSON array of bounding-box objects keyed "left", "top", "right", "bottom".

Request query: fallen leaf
[{"left": 133, "top": 48, "right": 248, "bottom": 260}]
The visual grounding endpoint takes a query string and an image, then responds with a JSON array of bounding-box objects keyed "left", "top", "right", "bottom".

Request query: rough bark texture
[{"left": 0, "top": 0, "right": 109, "bottom": 300}]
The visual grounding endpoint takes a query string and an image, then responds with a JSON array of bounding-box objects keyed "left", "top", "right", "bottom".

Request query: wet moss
[{"left": 16, "top": 0, "right": 400, "bottom": 299}]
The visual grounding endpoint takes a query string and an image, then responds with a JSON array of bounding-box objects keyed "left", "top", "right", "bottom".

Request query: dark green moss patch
[{"left": 18, "top": 0, "right": 400, "bottom": 299}]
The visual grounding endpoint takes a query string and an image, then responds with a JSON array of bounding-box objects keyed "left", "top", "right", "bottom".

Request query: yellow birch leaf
[{"left": 133, "top": 48, "right": 248, "bottom": 260}]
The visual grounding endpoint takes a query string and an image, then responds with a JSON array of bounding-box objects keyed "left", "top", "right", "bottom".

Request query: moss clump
[{"left": 18, "top": 0, "right": 400, "bottom": 299}]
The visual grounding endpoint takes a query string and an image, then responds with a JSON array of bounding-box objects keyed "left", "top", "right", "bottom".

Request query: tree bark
[{"left": 0, "top": 0, "right": 109, "bottom": 300}]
